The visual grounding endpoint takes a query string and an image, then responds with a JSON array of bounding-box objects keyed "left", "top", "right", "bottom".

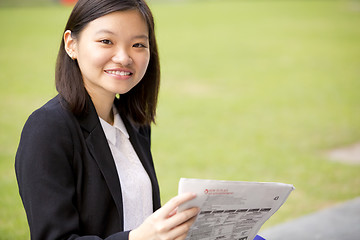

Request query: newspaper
[{"left": 178, "top": 178, "right": 294, "bottom": 240}]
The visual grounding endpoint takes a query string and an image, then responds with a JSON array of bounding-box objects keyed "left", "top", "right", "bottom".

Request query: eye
[
  {"left": 100, "top": 39, "right": 112, "bottom": 45},
  {"left": 133, "top": 43, "right": 147, "bottom": 48}
]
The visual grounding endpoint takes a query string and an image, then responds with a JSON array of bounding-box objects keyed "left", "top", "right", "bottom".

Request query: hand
[{"left": 129, "top": 192, "right": 199, "bottom": 240}]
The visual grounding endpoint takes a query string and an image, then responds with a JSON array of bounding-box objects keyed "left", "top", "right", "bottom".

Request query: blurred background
[{"left": 0, "top": 0, "right": 359, "bottom": 239}]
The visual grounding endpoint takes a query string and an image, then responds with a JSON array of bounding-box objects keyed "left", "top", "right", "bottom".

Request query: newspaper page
[{"left": 178, "top": 178, "right": 294, "bottom": 240}]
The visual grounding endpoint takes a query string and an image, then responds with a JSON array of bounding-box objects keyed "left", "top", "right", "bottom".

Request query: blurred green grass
[
  {"left": 0, "top": 0, "right": 57, "bottom": 7},
  {"left": 1, "top": 0, "right": 360, "bottom": 239}
]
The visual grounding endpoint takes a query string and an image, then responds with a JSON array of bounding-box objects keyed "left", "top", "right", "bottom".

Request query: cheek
[
  {"left": 78, "top": 45, "right": 110, "bottom": 70},
  {"left": 138, "top": 54, "right": 150, "bottom": 75},
  {"left": 87, "top": 53, "right": 109, "bottom": 68},
  {"left": 77, "top": 51, "right": 110, "bottom": 84}
]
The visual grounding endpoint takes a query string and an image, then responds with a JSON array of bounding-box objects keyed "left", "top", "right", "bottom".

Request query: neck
[
  {"left": 86, "top": 88, "right": 115, "bottom": 125},
  {"left": 97, "top": 103, "right": 114, "bottom": 125}
]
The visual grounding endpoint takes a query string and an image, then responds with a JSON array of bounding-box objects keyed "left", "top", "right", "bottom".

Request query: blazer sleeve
[{"left": 15, "top": 106, "right": 129, "bottom": 240}]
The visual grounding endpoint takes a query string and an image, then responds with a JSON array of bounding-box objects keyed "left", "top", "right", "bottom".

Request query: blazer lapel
[{"left": 77, "top": 97, "right": 124, "bottom": 226}]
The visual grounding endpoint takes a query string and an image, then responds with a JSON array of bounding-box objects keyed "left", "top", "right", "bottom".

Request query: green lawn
[
  {"left": 0, "top": 0, "right": 57, "bottom": 7},
  {"left": 1, "top": 1, "right": 360, "bottom": 239}
]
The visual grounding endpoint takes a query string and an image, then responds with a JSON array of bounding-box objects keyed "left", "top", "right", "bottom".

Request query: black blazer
[{"left": 15, "top": 95, "right": 161, "bottom": 240}]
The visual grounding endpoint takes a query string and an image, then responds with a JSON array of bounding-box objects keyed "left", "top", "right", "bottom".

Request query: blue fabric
[{"left": 253, "top": 235, "right": 266, "bottom": 240}]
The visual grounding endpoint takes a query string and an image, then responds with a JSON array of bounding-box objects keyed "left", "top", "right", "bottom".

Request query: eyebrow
[
  {"left": 95, "top": 29, "right": 116, "bottom": 36},
  {"left": 132, "top": 34, "right": 149, "bottom": 40},
  {"left": 95, "top": 29, "right": 148, "bottom": 40}
]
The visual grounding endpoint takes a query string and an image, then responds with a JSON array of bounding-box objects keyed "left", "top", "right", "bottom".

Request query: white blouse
[{"left": 99, "top": 107, "right": 153, "bottom": 231}]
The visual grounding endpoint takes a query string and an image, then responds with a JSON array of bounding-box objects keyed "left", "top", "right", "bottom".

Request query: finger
[
  {"left": 167, "top": 214, "right": 199, "bottom": 240},
  {"left": 174, "top": 232, "right": 188, "bottom": 240},
  {"left": 168, "top": 207, "right": 178, "bottom": 218},
  {"left": 156, "top": 193, "right": 196, "bottom": 218},
  {"left": 165, "top": 207, "right": 199, "bottom": 232}
]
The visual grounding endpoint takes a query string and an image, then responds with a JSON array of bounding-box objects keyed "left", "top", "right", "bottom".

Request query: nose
[{"left": 112, "top": 48, "right": 133, "bottom": 66}]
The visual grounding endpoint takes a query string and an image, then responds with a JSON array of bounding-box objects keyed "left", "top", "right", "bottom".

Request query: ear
[{"left": 64, "top": 30, "right": 77, "bottom": 60}]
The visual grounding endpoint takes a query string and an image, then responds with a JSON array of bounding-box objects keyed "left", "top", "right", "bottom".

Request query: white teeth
[{"left": 107, "top": 70, "right": 131, "bottom": 76}]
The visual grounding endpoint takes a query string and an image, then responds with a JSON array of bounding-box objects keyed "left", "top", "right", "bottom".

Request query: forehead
[{"left": 82, "top": 10, "right": 148, "bottom": 37}]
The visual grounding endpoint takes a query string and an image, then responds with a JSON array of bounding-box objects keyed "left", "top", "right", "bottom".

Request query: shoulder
[
  {"left": 20, "top": 95, "right": 78, "bottom": 147},
  {"left": 16, "top": 96, "right": 81, "bottom": 173},
  {"left": 28, "top": 95, "right": 70, "bottom": 123},
  {"left": 25, "top": 95, "right": 76, "bottom": 131}
]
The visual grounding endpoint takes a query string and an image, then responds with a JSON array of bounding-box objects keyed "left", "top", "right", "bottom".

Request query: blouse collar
[{"left": 99, "top": 106, "right": 129, "bottom": 145}]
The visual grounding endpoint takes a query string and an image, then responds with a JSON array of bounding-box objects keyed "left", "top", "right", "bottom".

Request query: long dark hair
[{"left": 55, "top": 0, "right": 160, "bottom": 125}]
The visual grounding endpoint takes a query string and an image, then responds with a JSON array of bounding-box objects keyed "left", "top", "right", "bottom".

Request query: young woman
[{"left": 15, "top": 0, "right": 199, "bottom": 239}]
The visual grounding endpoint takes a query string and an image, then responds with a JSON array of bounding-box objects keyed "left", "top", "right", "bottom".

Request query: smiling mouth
[{"left": 105, "top": 70, "right": 132, "bottom": 76}]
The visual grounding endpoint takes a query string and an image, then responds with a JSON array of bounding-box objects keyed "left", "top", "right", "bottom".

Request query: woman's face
[{"left": 66, "top": 10, "right": 150, "bottom": 99}]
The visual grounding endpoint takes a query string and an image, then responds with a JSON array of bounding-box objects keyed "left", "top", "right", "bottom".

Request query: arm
[{"left": 15, "top": 107, "right": 129, "bottom": 240}]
